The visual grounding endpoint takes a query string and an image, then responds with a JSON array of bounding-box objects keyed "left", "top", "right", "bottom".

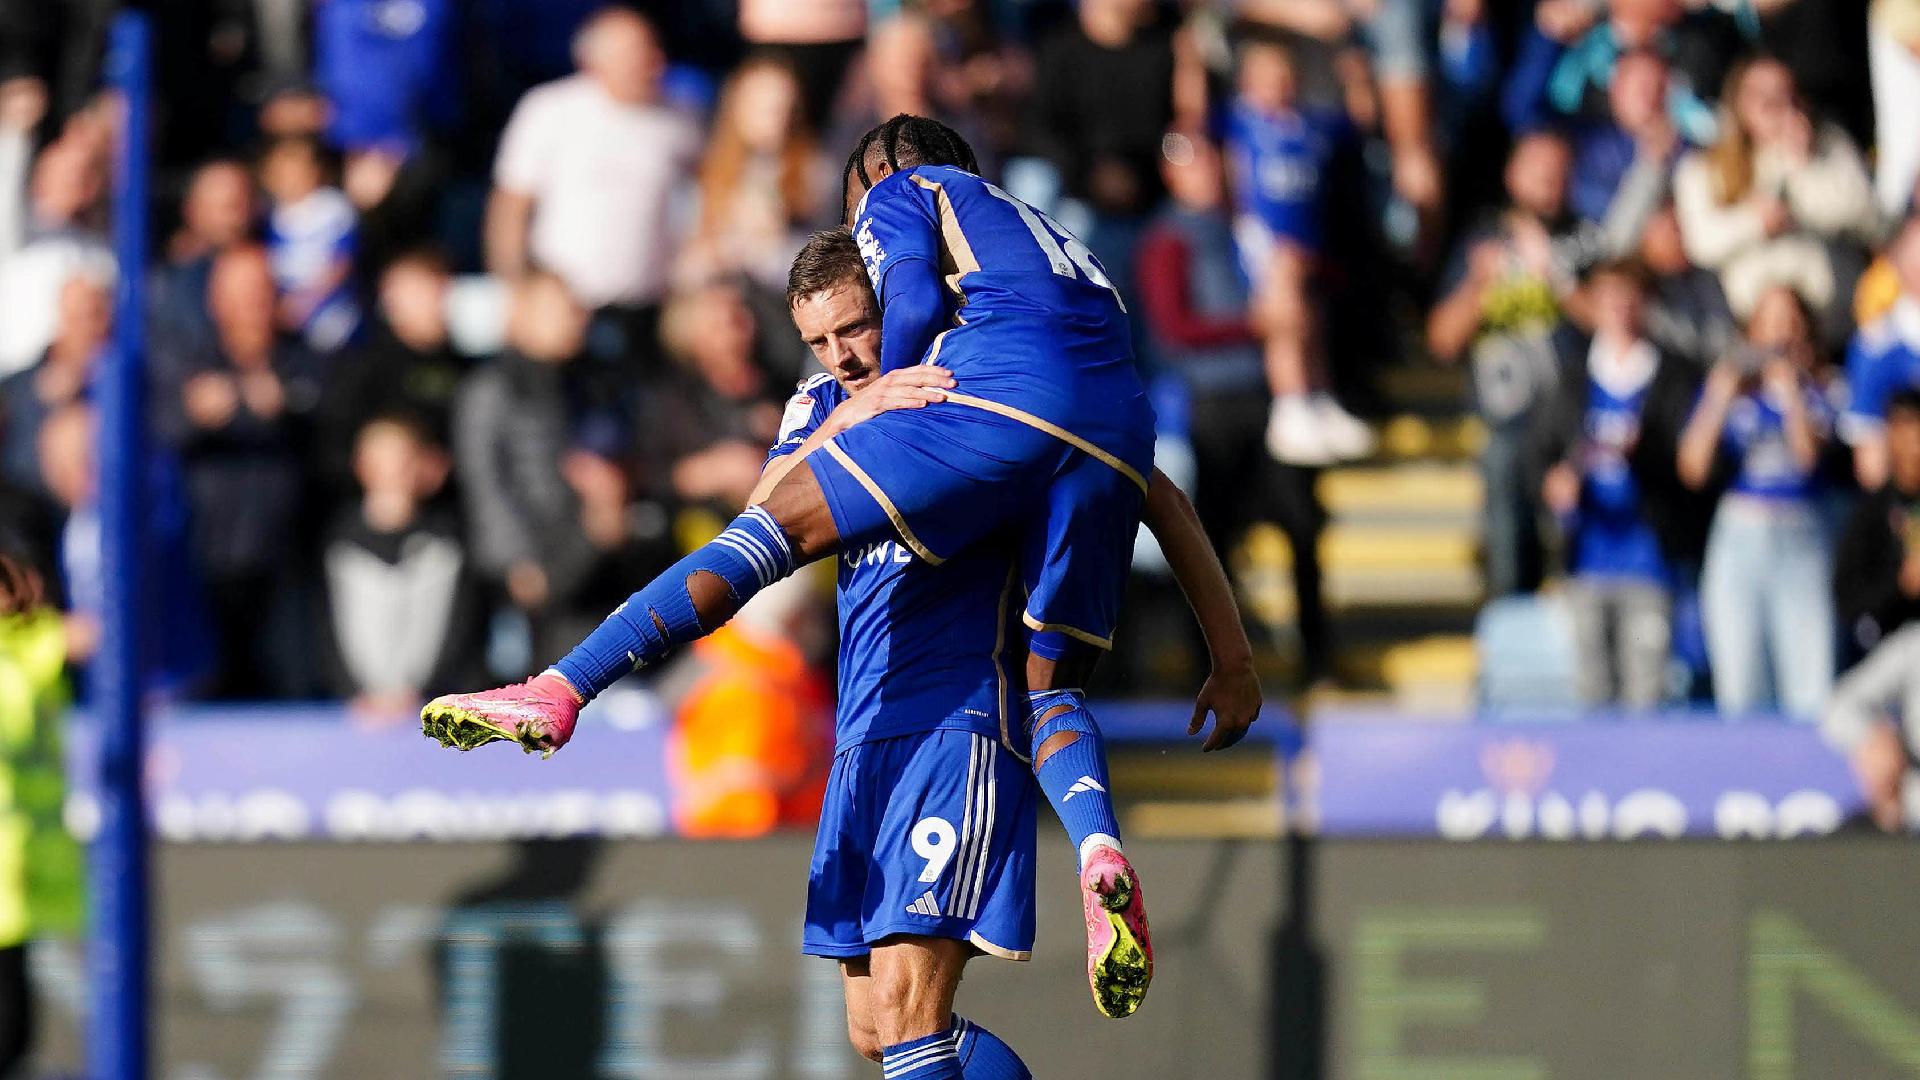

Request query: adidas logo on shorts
[
  {"left": 906, "top": 891, "right": 940, "bottom": 917},
  {"left": 1062, "top": 775, "right": 1106, "bottom": 802}
]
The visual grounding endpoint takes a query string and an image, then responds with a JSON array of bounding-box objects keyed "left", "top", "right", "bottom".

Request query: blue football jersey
[
  {"left": 769, "top": 375, "right": 1026, "bottom": 753},
  {"left": 851, "top": 165, "right": 1156, "bottom": 481},
  {"left": 1222, "top": 98, "right": 1345, "bottom": 256}
]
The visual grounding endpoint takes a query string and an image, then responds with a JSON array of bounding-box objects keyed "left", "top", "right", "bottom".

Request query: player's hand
[
  {"left": 1189, "top": 661, "right": 1262, "bottom": 752},
  {"left": 827, "top": 366, "right": 956, "bottom": 433}
]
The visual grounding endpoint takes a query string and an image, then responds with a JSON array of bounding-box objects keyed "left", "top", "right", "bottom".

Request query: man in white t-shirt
[{"left": 485, "top": 8, "right": 699, "bottom": 324}]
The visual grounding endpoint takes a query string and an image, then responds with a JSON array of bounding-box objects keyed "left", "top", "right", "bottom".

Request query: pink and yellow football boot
[
  {"left": 420, "top": 671, "right": 582, "bottom": 757},
  {"left": 1081, "top": 843, "right": 1153, "bottom": 1018}
]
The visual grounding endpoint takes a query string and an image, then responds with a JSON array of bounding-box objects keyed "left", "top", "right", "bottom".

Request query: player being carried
[
  {"left": 751, "top": 227, "right": 1257, "bottom": 1072},
  {"left": 424, "top": 115, "right": 1262, "bottom": 1075}
]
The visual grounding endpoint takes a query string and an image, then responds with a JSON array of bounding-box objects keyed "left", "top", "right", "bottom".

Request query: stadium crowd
[{"left": 2, "top": 0, "right": 1920, "bottom": 819}]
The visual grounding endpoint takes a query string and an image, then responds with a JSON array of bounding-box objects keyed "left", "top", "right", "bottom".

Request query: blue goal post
[{"left": 90, "top": 11, "right": 153, "bottom": 1079}]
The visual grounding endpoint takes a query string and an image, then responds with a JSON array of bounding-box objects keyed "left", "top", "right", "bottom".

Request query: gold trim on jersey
[
  {"left": 941, "top": 392, "right": 1150, "bottom": 495},
  {"left": 1021, "top": 612, "right": 1115, "bottom": 651},
  {"left": 910, "top": 174, "right": 981, "bottom": 300},
  {"left": 822, "top": 440, "right": 945, "bottom": 565}
]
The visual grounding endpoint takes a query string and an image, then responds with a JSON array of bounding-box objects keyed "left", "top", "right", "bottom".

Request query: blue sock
[
  {"left": 881, "top": 1028, "right": 963, "bottom": 1079},
  {"left": 1028, "top": 689, "right": 1123, "bottom": 870},
  {"left": 953, "top": 1016, "right": 1030, "bottom": 1078},
  {"left": 552, "top": 505, "right": 795, "bottom": 699}
]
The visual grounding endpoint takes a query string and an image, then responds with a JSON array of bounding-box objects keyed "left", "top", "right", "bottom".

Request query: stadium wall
[{"left": 28, "top": 837, "right": 1920, "bottom": 1079}]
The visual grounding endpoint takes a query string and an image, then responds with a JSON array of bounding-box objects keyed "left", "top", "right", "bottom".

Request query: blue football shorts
[
  {"left": 803, "top": 729, "right": 1037, "bottom": 960},
  {"left": 808, "top": 397, "right": 1150, "bottom": 657}
]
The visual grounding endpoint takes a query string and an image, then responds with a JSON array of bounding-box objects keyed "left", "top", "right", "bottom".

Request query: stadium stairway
[{"left": 1235, "top": 363, "right": 1487, "bottom": 713}]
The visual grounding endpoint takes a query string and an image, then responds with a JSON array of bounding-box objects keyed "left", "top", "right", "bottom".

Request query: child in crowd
[
  {"left": 1222, "top": 30, "right": 1374, "bottom": 466},
  {"left": 1535, "top": 259, "right": 1698, "bottom": 709},
  {"left": 322, "top": 415, "right": 481, "bottom": 718},
  {"left": 260, "top": 134, "right": 362, "bottom": 353}
]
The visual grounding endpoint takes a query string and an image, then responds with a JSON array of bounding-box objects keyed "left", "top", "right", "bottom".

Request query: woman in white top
[{"left": 1673, "top": 56, "right": 1880, "bottom": 322}]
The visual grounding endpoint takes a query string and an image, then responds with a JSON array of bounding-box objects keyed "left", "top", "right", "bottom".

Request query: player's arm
[
  {"left": 1142, "top": 468, "right": 1262, "bottom": 751},
  {"left": 748, "top": 367, "right": 957, "bottom": 506},
  {"left": 858, "top": 181, "right": 951, "bottom": 374}
]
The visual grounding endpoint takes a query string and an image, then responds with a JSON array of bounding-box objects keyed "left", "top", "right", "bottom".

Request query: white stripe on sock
[
  {"left": 712, "top": 535, "right": 771, "bottom": 586},
  {"left": 883, "top": 1037, "right": 960, "bottom": 1077},
  {"left": 744, "top": 506, "right": 792, "bottom": 564}
]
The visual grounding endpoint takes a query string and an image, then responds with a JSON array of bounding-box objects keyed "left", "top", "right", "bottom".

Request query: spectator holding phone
[{"left": 1678, "top": 284, "right": 1837, "bottom": 718}]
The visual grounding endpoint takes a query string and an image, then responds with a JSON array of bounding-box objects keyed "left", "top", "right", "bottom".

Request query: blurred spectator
[
  {"left": 39, "top": 402, "right": 211, "bottom": 697},
  {"left": 154, "top": 245, "right": 322, "bottom": 699},
  {"left": 486, "top": 7, "right": 699, "bottom": 367},
  {"left": 664, "top": 577, "right": 832, "bottom": 838},
  {"left": 829, "top": 15, "right": 991, "bottom": 178},
  {"left": 1841, "top": 216, "right": 1920, "bottom": 489},
  {"left": 1533, "top": 259, "right": 1698, "bottom": 709},
  {"left": 316, "top": 249, "right": 464, "bottom": 492},
  {"left": 0, "top": 273, "right": 107, "bottom": 493},
  {"left": 0, "top": 81, "right": 113, "bottom": 377},
  {"left": 1822, "top": 619, "right": 1920, "bottom": 832},
  {"left": 1673, "top": 56, "right": 1879, "bottom": 326},
  {"left": 645, "top": 279, "right": 787, "bottom": 514},
  {"left": 1224, "top": 30, "right": 1373, "bottom": 466},
  {"left": 1356, "top": 0, "right": 1445, "bottom": 252},
  {"left": 1510, "top": 0, "right": 1741, "bottom": 146},
  {"left": 1836, "top": 387, "right": 1920, "bottom": 654},
  {"left": 453, "top": 271, "right": 638, "bottom": 662},
  {"left": 150, "top": 158, "right": 257, "bottom": 357},
  {"left": 1138, "top": 128, "right": 1330, "bottom": 679},
  {"left": 1429, "top": 132, "right": 1578, "bottom": 597},
  {"left": 1568, "top": 48, "right": 1684, "bottom": 239},
  {"left": 260, "top": 134, "right": 363, "bottom": 353},
  {"left": 1637, "top": 203, "right": 1738, "bottom": 368},
  {"left": 1032, "top": 0, "right": 1184, "bottom": 246},
  {"left": 737, "top": 0, "right": 865, "bottom": 128},
  {"left": 1870, "top": 0, "right": 1920, "bottom": 217},
  {"left": 1678, "top": 284, "right": 1837, "bottom": 718},
  {"left": 683, "top": 56, "right": 834, "bottom": 293},
  {"left": 321, "top": 415, "right": 483, "bottom": 718}
]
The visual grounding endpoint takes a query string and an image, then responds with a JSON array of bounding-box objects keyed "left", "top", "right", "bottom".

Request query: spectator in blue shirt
[
  {"left": 1534, "top": 258, "right": 1700, "bottom": 709},
  {"left": 1843, "top": 216, "right": 1920, "bottom": 489},
  {"left": 1222, "top": 29, "right": 1373, "bottom": 467},
  {"left": 260, "top": 135, "right": 362, "bottom": 354},
  {"left": 1678, "top": 284, "right": 1838, "bottom": 718}
]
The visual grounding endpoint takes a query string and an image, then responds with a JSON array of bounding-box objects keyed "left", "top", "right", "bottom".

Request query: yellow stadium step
[
  {"left": 1317, "top": 463, "right": 1484, "bottom": 520},
  {"left": 1332, "top": 635, "right": 1478, "bottom": 710}
]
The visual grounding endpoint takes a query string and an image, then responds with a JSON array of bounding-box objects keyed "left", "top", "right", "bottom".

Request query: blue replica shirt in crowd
[
  {"left": 1573, "top": 377, "right": 1668, "bottom": 584},
  {"left": 1221, "top": 97, "right": 1346, "bottom": 257},
  {"left": 850, "top": 165, "right": 1155, "bottom": 479},
  {"left": 767, "top": 373, "right": 1026, "bottom": 753},
  {"left": 1842, "top": 302, "right": 1920, "bottom": 440},
  {"left": 314, "top": 0, "right": 458, "bottom": 150},
  {"left": 1715, "top": 381, "right": 1835, "bottom": 501}
]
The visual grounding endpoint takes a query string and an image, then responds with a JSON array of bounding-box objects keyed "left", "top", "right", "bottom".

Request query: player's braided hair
[{"left": 842, "top": 114, "right": 979, "bottom": 211}]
